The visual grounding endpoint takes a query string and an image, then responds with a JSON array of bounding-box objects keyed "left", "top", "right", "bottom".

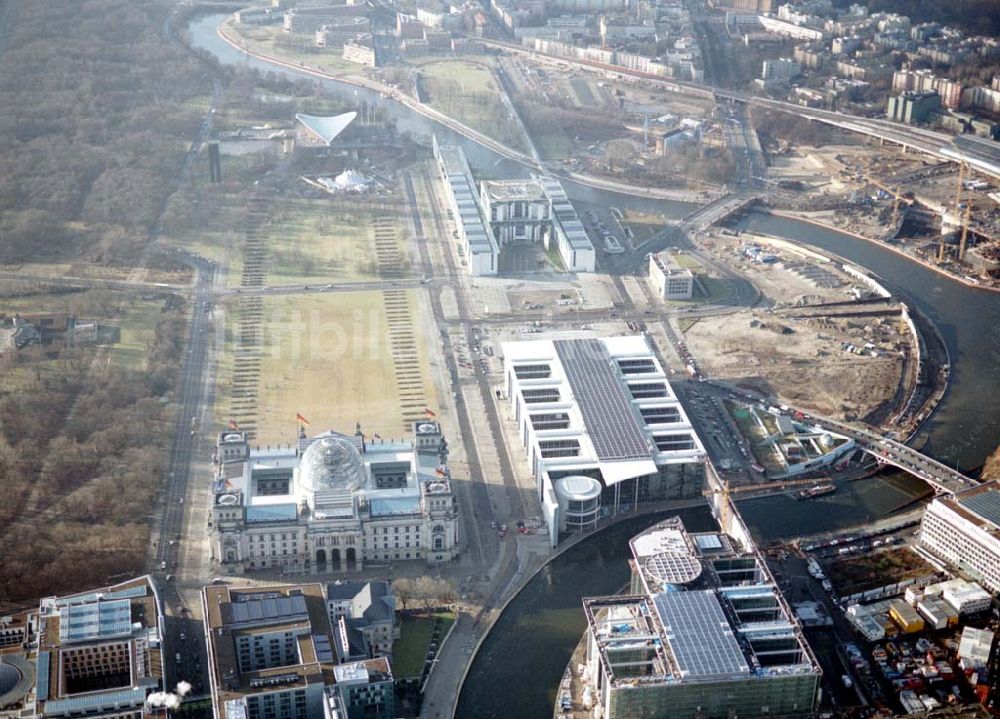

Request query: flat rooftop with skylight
[
  {"left": 583, "top": 517, "right": 821, "bottom": 719},
  {"left": 34, "top": 576, "right": 166, "bottom": 719},
  {"left": 502, "top": 334, "right": 707, "bottom": 545}
]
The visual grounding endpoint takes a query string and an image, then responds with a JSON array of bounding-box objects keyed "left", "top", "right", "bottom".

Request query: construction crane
[
  {"left": 867, "top": 177, "right": 911, "bottom": 230},
  {"left": 958, "top": 199, "right": 973, "bottom": 262},
  {"left": 941, "top": 160, "right": 969, "bottom": 263}
]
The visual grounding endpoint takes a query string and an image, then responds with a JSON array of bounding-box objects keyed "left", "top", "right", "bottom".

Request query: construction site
[
  {"left": 760, "top": 136, "right": 1000, "bottom": 287},
  {"left": 679, "top": 228, "right": 942, "bottom": 427}
]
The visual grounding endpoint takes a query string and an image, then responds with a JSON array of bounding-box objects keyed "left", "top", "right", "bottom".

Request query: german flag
[
  {"left": 228, "top": 419, "right": 239, "bottom": 430},
  {"left": 424, "top": 408, "right": 436, "bottom": 418},
  {"left": 373, "top": 433, "right": 381, "bottom": 440},
  {"left": 296, "top": 413, "right": 310, "bottom": 426},
  {"left": 435, "top": 467, "right": 447, "bottom": 478}
]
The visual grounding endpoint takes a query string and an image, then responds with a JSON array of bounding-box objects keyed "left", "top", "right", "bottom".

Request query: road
[
  {"left": 471, "top": 38, "right": 993, "bottom": 180},
  {"left": 406, "top": 167, "right": 537, "bottom": 719}
]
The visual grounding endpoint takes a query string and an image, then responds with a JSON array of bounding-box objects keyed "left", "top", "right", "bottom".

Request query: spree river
[{"left": 186, "top": 18, "right": 1000, "bottom": 717}]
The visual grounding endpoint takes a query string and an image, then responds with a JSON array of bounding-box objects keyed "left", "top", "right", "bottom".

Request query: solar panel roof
[
  {"left": 957, "top": 488, "right": 1000, "bottom": 529},
  {"left": 36, "top": 652, "right": 50, "bottom": 702},
  {"left": 59, "top": 599, "right": 132, "bottom": 643},
  {"left": 42, "top": 687, "right": 147, "bottom": 716},
  {"left": 554, "top": 339, "right": 650, "bottom": 461},
  {"left": 227, "top": 594, "right": 308, "bottom": 625},
  {"left": 104, "top": 585, "right": 148, "bottom": 601},
  {"left": 653, "top": 591, "right": 750, "bottom": 678}
]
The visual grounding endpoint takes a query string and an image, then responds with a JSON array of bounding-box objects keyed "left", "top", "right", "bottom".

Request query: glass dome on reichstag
[{"left": 298, "top": 433, "right": 366, "bottom": 495}]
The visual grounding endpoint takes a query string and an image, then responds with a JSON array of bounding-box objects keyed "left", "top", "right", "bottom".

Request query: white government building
[
  {"left": 919, "top": 480, "right": 1000, "bottom": 594},
  {"left": 210, "top": 422, "right": 459, "bottom": 573},
  {"left": 647, "top": 251, "right": 694, "bottom": 300},
  {"left": 502, "top": 334, "right": 707, "bottom": 545},
  {"left": 433, "top": 136, "right": 595, "bottom": 275}
]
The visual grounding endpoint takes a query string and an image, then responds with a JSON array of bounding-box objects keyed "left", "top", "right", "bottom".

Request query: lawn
[
  {"left": 663, "top": 276, "right": 731, "bottom": 307},
  {"left": 670, "top": 252, "right": 703, "bottom": 270},
  {"left": 725, "top": 401, "right": 785, "bottom": 472},
  {"left": 251, "top": 289, "right": 437, "bottom": 442},
  {"left": 393, "top": 611, "right": 456, "bottom": 678},
  {"left": 226, "top": 22, "right": 365, "bottom": 77},
  {"left": 110, "top": 299, "right": 166, "bottom": 370},
  {"left": 264, "top": 199, "right": 405, "bottom": 285},
  {"left": 622, "top": 210, "right": 666, "bottom": 244},
  {"left": 0, "top": 289, "right": 166, "bottom": 371},
  {"left": 418, "top": 60, "right": 529, "bottom": 153}
]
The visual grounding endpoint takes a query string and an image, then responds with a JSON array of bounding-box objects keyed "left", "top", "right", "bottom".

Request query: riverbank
[
  {"left": 450, "top": 499, "right": 706, "bottom": 719},
  {"left": 213, "top": 18, "right": 713, "bottom": 204},
  {"left": 769, "top": 209, "right": 1000, "bottom": 295}
]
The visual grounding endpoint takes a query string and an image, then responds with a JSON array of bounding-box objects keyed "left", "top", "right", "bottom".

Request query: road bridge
[
  {"left": 710, "top": 383, "right": 975, "bottom": 495},
  {"left": 474, "top": 38, "right": 1000, "bottom": 182},
  {"left": 680, "top": 192, "right": 760, "bottom": 231},
  {"left": 807, "top": 415, "right": 974, "bottom": 495}
]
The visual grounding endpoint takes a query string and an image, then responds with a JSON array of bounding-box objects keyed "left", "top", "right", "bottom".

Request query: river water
[{"left": 186, "top": 17, "right": 1000, "bottom": 717}]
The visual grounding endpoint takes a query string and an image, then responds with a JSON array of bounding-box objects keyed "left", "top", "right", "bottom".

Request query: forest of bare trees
[
  {"left": 0, "top": 0, "right": 208, "bottom": 266},
  {"left": 0, "top": 0, "right": 212, "bottom": 607}
]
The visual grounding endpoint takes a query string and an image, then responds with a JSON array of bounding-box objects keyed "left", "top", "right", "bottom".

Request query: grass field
[
  {"left": 662, "top": 276, "right": 730, "bottom": 307},
  {"left": 622, "top": 210, "right": 665, "bottom": 244},
  {"left": 250, "top": 289, "right": 436, "bottom": 443},
  {"left": 265, "top": 200, "right": 407, "bottom": 284},
  {"left": 418, "top": 60, "right": 528, "bottom": 153},
  {"left": 0, "top": 288, "right": 169, "bottom": 371},
  {"left": 110, "top": 299, "right": 167, "bottom": 369},
  {"left": 227, "top": 23, "right": 364, "bottom": 76},
  {"left": 393, "top": 611, "right": 456, "bottom": 678}
]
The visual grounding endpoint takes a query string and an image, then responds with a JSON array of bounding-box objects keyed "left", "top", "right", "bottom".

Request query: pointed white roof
[{"left": 295, "top": 111, "right": 357, "bottom": 145}]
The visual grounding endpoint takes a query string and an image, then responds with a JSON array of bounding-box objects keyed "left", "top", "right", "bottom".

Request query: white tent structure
[
  {"left": 316, "top": 169, "right": 370, "bottom": 194},
  {"left": 294, "top": 112, "right": 358, "bottom": 146}
]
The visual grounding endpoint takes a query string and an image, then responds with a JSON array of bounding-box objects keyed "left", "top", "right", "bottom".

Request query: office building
[
  {"left": 432, "top": 136, "right": 499, "bottom": 276},
  {"left": 203, "top": 584, "right": 336, "bottom": 719},
  {"left": 285, "top": 4, "right": 368, "bottom": 34},
  {"left": 502, "top": 335, "right": 706, "bottom": 545},
  {"left": 583, "top": 517, "right": 821, "bottom": 719},
  {"left": 314, "top": 18, "right": 370, "bottom": 48},
  {"left": 209, "top": 423, "right": 458, "bottom": 575},
  {"left": 758, "top": 57, "right": 801, "bottom": 87},
  {"left": 538, "top": 177, "right": 596, "bottom": 273},
  {"left": 480, "top": 180, "right": 551, "bottom": 245},
  {"left": 434, "top": 138, "right": 595, "bottom": 275},
  {"left": 711, "top": 0, "right": 774, "bottom": 11},
  {"left": 647, "top": 252, "right": 694, "bottom": 300},
  {"left": 892, "top": 69, "right": 964, "bottom": 109},
  {"left": 329, "top": 659, "right": 393, "bottom": 719},
  {"left": 325, "top": 582, "right": 397, "bottom": 660},
  {"left": 34, "top": 577, "right": 167, "bottom": 719},
  {"left": 886, "top": 91, "right": 942, "bottom": 125},
  {"left": 919, "top": 481, "right": 1000, "bottom": 593},
  {"left": 342, "top": 35, "right": 377, "bottom": 67}
]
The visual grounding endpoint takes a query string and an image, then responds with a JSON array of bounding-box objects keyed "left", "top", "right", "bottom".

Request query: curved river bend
[{"left": 185, "top": 17, "right": 1000, "bottom": 718}]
